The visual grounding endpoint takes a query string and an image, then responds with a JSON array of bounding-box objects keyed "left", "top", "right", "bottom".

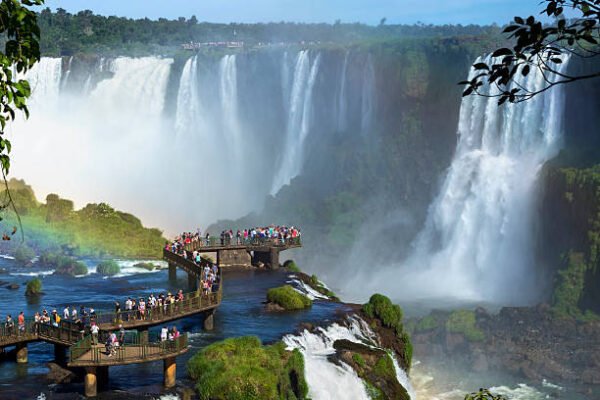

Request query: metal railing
[
  {"left": 0, "top": 320, "right": 38, "bottom": 345},
  {"left": 177, "top": 236, "right": 302, "bottom": 252},
  {"left": 69, "top": 332, "right": 188, "bottom": 365},
  {"left": 92, "top": 290, "right": 221, "bottom": 327}
]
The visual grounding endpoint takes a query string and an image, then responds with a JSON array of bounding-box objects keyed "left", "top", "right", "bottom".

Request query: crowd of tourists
[
  {"left": 171, "top": 225, "right": 301, "bottom": 248},
  {"left": 100, "top": 324, "right": 181, "bottom": 357}
]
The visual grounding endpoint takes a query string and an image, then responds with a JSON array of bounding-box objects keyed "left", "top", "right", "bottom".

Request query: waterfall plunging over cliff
[
  {"left": 356, "top": 56, "right": 571, "bottom": 305},
  {"left": 271, "top": 51, "right": 321, "bottom": 195}
]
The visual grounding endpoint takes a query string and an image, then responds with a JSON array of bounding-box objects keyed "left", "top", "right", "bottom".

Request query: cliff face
[{"left": 539, "top": 165, "right": 600, "bottom": 317}]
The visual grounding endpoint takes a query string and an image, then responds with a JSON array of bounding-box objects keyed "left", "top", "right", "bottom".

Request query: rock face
[
  {"left": 46, "top": 362, "right": 76, "bottom": 384},
  {"left": 331, "top": 339, "right": 410, "bottom": 400},
  {"left": 411, "top": 305, "right": 600, "bottom": 384}
]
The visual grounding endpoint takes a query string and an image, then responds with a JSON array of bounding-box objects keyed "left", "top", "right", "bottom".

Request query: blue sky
[{"left": 40, "top": 0, "right": 545, "bottom": 25}]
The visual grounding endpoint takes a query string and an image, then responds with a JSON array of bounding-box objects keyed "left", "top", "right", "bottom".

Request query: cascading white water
[
  {"left": 10, "top": 57, "right": 178, "bottom": 230},
  {"left": 283, "top": 316, "right": 414, "bottom": 400},
  {"left": 175, "top": 55, "right": 202, "bottom": 135},
  {"left": 360, "top": 55, "right": 375, "bottom": 134},
  {"left": 337, "top": 52, "right": 349, "bottom": 132},
  {"left": 358, "top": 56, "right": 570, "bottom": 305},
  {"left": 25, "top": 58, "right": 62, "bottom": 108},
  {"left": 219, "top": 54, "right": 242, "bottom": 160},
  {"left": 271, "top": 51, "right": 321, "bottom": 195}
]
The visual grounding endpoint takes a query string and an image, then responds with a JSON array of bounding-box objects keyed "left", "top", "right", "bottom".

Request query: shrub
[
  {"left": 283, "top": 259, "right": 300, "bottom": 273},
  {"left": 363, "top": 294, "right": 404, "bottom": 334},
  {"left": 187, "top": 336, "right": 308, "bottom": 400},
  {"left": 133, "top": 262, "right": 159, "bottom": 271},
  {"left": 96, "top": 260, "right": 121, "bottom": 276},
  {"left": 446, "top": 310, "right": 485, "bottom": 342},
  {"left": 415, "top": 315, "right": 438, "bottom": 332},
  {"left": 25, "top": 278, "right": 42, "bottom": 295},
  {"left": 14, "top": 245, "right": 35, "bottom": 264},
  {"left": 54, "top": 257, "right": 88, "bottom": 276},
  {"left": 352, "top": 353, "right": 366, "bottom": 369},
  {"left": 267, "top": 285, "right": 312, "bottom": 310}
]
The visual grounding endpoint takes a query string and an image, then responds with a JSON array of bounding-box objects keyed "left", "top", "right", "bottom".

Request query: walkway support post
[
  {"left": 15, "top": 343, "right": 27, "bottom": 364},
  {"left": 164, "top": 356, "right": 176, "bottom": 388},
  {"left": 85, "top": 366, "right": 97, "bottom": 397},
  {"left": 140, "top": 328, "right": 149, "bottom": 344},
  {"left": 203, "top": 310, "right": 214, "bottom": 331},
  {"left": 168, "top": 262, "right": 177, "bottom": 281}
]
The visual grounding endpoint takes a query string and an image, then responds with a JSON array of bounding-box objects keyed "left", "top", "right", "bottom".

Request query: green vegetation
[
  {"left": 0, "top": 0, "right": 43, "bottom": 184},
  {"left": 267, "top": 285, "right": 312, "bottom": 310},
  {"left": 446, "top": 310, "right": 485, "bottom": 342},
  {"left": 36, "top": 8, "right": 502, "bottom": 57},
  {"left": 43, "top": 253, "right": 88, "bottom": 276},
  {"left": 96, "top": 260, "right": 120, "bottom": 276},
  {"left": 363, "top": 294, "right": 404, "bottom": 335},
  {"left": 352, "top": 353, "right": 366, "bottom": 369},
  {"left": 283, "top": 259, "right": 301, "bottom": 273},
  {"left": 14, "top": 244, "right": 35, "bottom": 264},
  {"left": 308, "top": 274, "right": 339, "bottom": 300},
  {"left": 415, "top": 314, "right": 439, "bottom": 332},
  {"left": 133, "top": 262, "right": 161, "bottom": 271},
  {"left": 25, "top": 277, "right": 42, "bottom": 295},
  {"left": 362, "top": 294, "right": 412, "bottom": 368},
  {"left": 0, "top": 179, "right": 166, "bottom": 258},
  {"left": 372, "top": 353, "right": 396, "bottom": 381},
  {"left": 542, "top": 165, "right": 600, "bottom": 320},
  {"left": 187, "top": 336, "right": 308, "bottom": 400}
]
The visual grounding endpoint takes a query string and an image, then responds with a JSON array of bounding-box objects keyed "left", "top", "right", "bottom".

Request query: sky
[{"left": 40, "top": 0, "right": 545, "bottom": 26}]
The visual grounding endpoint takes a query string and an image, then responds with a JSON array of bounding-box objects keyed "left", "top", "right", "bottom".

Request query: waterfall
[
  {"left": 175, "top": 56, "right": 202, "bottom": 135},
  {"left": 219, "top": 54, "right": 242, "bottom": 158},
  {"left": 270, "top": 50, "right": 321, "bottom": 195},
  {"left": 24, "top": 58, "right": 62, "bottom": 108},
  {"left": 283, "top": 316, "right": 413, "bottom": 400},
  {"left": 370, "top": 56, "right": 571, "bottom": 305},
  {"left": 360, "top": 55, "right": 375, "bottom": 134},
  {"left": 337, "top": 52, "right": 349, "bottom": 132}
]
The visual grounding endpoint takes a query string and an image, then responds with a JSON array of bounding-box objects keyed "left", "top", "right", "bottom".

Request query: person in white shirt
[
  {"left": 160, "top": 326, "right": 168, "bottom": 341},
  {"left": 63, "top": 306, "right": 70, "bottom": 320}
]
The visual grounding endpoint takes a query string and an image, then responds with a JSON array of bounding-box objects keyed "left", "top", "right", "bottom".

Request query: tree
[
  {"left": 0, "top": 0, "right": 44, "bottom": 238},
  {"left": 462, "top": 0, "right": 600, "bottom": 104}
]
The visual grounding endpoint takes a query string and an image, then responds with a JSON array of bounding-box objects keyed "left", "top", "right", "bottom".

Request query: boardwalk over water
[{"left": 0, "top": 247, "right": 223, "bottom": 396}]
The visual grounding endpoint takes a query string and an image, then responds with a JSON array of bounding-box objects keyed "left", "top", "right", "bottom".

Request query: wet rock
[
  {"left": 265, "top": 302, "right": 285, "bottom": 312},
  {"left": 47, "top": 362, "right": 76, "bottom": 384},
  {"left": 6, "top": 283, "right": 19, "bottom": 290}
]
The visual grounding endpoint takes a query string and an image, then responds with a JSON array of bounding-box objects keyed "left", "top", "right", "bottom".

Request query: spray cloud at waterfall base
[{"left": 337, "top": 55, "right": 570, "bottom": 308}]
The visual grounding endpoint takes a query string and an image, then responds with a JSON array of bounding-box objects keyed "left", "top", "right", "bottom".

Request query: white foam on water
[
  {"left": 10, "top": 270, "right": 54, "bottom": 277},
  {"left": 0, "top": 254, "right": 15, "bottom": 260},
  {"left": 287, "top": 278, "right": 329, "bottom": 300},
  {"left": 284, "top": 316, "right": 413, "bottom": 400}
]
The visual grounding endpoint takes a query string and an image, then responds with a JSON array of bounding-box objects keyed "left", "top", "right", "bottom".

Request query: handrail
[
  {"left": 177, "top": 236, "right": 302, "bottom": 253},
  {"left": 69, "top": 333, "right": 189, "bottom": 365}
]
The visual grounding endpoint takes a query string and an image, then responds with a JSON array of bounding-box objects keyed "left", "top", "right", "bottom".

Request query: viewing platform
[{"left": 166, "top": 236, "right": 302, "bottom": 269}]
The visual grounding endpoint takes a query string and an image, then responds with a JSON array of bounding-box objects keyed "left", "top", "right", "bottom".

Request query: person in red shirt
[{"left": 17, "top": 311, "right": 25, "bottom": 334}]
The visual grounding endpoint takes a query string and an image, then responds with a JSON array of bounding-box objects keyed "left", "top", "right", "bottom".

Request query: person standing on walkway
[
  {"left": 118, "top": 324, "right": 125, "bottom": 346},
  {"left": 17, "top": 312, "right": 25, "bottom": 335},
  {"left": 5, "top": 315, "right": 14, "bottom": 335},
  {"left": 160, "top": 326, "right": 168, "bottom": 341},
  {"left": 63, "top": 306, "right": 70, "bottom": 320},
  {"left": 90, "top": 322, "right": 99, "bottom": 345},
  {"left": 71, "top": 306, "right": 78, "bottom": 321}
]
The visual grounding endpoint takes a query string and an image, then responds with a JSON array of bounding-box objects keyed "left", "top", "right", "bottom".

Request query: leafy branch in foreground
[
  {"left": 0, "top": 0, "right": 44, "bottom": 239},
  {"left": 462, "top": 0, "right": 600, "bottom": 104}
]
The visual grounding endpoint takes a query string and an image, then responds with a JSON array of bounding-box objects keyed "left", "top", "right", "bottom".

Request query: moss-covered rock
[
  {"left": 362, "top": 294, "right": 412, "bottom": 371},
  {"left": 446, "top": 310, "right": 485, "bottom": 342},
  {"left": 133, "top": 262, "right": 161, "bottom": 271},
  {"left": 333, "top": 339, "right": 410, "bottom": 400},
  {"left": 187, "top": 336, "right": 308, "bottom": 400},
  {"left": 25, "top": 278, "right": 42, "bottom": 296},
  {"left": 50, "top": 255, "right": 88, "bottom": 276},
  {"left": 14, "top": 245, "right": 35, "bottom": 265},
  {"left": 96, "top": 260, "right": 120, "bottom": 276},
  {"left": 283, "top": 259, "right": 301, "bottom": 273},
  {"left": 267, "top": 285, "right": 312, "bottom": 310}
]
